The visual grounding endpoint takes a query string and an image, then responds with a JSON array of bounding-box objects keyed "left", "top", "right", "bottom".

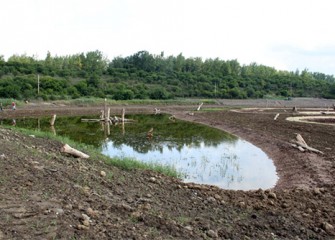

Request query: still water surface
[{"left": 4, "top": 114, "right": 278, "bottom": 190}]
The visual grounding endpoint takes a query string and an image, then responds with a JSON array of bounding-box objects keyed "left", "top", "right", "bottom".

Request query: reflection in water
[{"left": 5, "top": 114, "right": 278, "bottom": 190}]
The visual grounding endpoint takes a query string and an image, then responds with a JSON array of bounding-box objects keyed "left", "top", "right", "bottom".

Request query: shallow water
[{"left": 3, "top": 114, "right": 278, "bottom": 190}]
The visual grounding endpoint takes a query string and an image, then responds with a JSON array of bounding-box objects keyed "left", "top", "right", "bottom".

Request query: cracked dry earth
[{"left": 0, "top": 101, "right": 335, "bottom": 239}]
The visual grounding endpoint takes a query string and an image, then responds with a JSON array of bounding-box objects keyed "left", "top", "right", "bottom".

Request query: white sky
[{"left": 1, "top": 0, "right": 335, "bottom": 75}]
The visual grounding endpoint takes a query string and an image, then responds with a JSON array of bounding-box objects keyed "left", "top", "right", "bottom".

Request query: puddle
[{"left": 2, "top": 114, "right": 278, "bottom": 190}]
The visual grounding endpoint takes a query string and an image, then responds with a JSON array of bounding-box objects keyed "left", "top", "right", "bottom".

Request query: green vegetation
[
  {"left": 5, "top": 126, "right": 181, "bottom": 178},
  {"left": 0, "top": 50, "right": 334, "bottom": 101}
]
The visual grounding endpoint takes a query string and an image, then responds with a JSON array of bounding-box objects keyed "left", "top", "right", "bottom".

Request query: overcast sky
[{"left": 1, "top": 0, "right": 335, "bottom": 75}]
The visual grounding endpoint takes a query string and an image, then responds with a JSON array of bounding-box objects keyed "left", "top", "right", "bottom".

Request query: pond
[{"left": 1, "top": 114, "right": 278, "bottom": 190}]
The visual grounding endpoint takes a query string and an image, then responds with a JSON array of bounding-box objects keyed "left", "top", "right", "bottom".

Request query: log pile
[{"left": 290, "top": 133, "right": 324, "bottom": 154}]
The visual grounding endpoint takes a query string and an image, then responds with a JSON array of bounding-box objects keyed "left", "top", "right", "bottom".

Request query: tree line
[{"left": 0, "top": 50, "right": 334, "bottom": 100}]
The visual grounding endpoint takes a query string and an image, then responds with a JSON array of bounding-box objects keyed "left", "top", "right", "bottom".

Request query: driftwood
[
  {"left": 290, "top": 134, "right": 324, "bottom": 154},
  {"left": 197, "top": 102, "right": 204, "bottom": 111},
  {"left": 274, "top": 113, "right": 280, "bottom": 120},
  {"left": 154, "top": 108, "right": 161, "bottom": 114},
  {"left": 61, "top": 144, "right": 89, "bottom": 158},
  {"left": 122, "top": 108, "right": 125, "bottom": 122}
]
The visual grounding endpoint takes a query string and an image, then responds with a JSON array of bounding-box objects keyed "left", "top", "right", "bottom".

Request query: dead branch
[
  {"left": 197, "top": 102, "right": 204, "bottom": 111},
  {"left": 290, "top": 134, "right": 324, "bottom": 154},
  {"left": 274, "top": 113, "right": 280, "bottom": 120}
]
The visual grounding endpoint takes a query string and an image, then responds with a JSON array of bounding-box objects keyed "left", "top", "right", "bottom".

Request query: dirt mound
[{"left": 0, "top": 101, "right": 335, "bottom": 239}]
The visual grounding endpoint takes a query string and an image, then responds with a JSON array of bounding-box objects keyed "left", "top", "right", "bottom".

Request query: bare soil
[{"left": 0, "top": 98, "right": 335, "bottom": 239}]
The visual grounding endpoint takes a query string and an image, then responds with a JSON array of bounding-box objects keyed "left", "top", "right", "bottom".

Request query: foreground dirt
[{"left": 0, "top": 99, "right": 335, "bottom": 239}]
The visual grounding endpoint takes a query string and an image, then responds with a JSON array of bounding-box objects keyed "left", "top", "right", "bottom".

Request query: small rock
[
  {"left": 77, "top": 224, "right": 89, "bottom": 230},
  {"left": 322, "top": 222, "right": 334, "bottom": 233},
  {"left": 268, "top": 200, "right": 275, "bottom": 206},
  {"left": 65, "top": 204, "right": 73, "bottom": 210},
  {"left": 82, "top": 219, "right": 90, "bottom": 226},
  {"left": 207, "top": 229, "right": 218, "bottom": 238},
  {"left": 131, "top": 211, "right": 142, "bottom": 219},
  {"left": 207, "top": 197, "right": 216, "bottom": 203},
  {"left": 86, "top": 207, "right": 99, "bottom": 218},
  {"left": 149, "top": 177, "right": 156, "bottom": 183},
  {"left": 54, "top": 208, "right": 64, "bottom": 215},
  {"left": 81, "top": 213, "right": 91, "bottom": 222},
  {"left": 313, "top": 188, "right": 322, "bottom": 195},
  {"left": 100, "top": 171, "right": 106, "bottom": 177},
  {"left": 239, "top": 201, "right": 245, "bottom": 207},
  {"left": 142, "top": 203, "right": 151, "bottom": 210},
  {"left": 268, "top": 192, "right": 277, "bottom": 199},
  {"left": 184, "top": 226, "right": 193, "bottom": 231},
  {"left": 214, "top": 194, "right": 222, "bottom": 200},
  {"left": 121, "top": 203, "right": 134, "bottom": 211},
  {"left": 281, "top": 202, "right": 289, "bottom": 208}
]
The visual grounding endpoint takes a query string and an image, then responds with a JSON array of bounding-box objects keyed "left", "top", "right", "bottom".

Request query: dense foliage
[{"left": 0, "top": 50, "right": 334, "bottom": 100}]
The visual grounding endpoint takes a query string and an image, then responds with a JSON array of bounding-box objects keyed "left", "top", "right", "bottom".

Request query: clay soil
[{"left": 0, "top": 98, "right": 335, "bottom": 239}]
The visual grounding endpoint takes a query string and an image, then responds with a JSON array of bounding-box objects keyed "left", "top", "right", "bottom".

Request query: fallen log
[{"left": 61, "top": 144, "right": 89, "bottom": 158}]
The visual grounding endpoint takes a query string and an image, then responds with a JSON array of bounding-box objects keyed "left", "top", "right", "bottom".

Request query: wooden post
[
  {"left": 106, "top": 108, "right": 110, "bottom": 122},
  {"left": 50, "top": 114, "right": 57, "bottom": 126},
  {"left": 104, "top": 98, "right": 107, "bottom": 119},
  {"left": 50, "top": 126, "right": 56, "bottom": 135},
  {"left": 122, "top": 108, "right": 125, "bottom": 122},
  {"left": 37, "top": 74, "right": 40, "bottom": 95},
  {"left": 100, "top": 110, "right": 104, "bottom": 120},
  {"left": 107, "top": 122, "right": 110, "bottom": 136}
]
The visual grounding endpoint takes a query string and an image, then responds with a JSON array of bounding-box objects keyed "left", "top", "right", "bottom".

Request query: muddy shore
[{"left": 0, "top": 98, "right": 334, "bottom": 239}]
